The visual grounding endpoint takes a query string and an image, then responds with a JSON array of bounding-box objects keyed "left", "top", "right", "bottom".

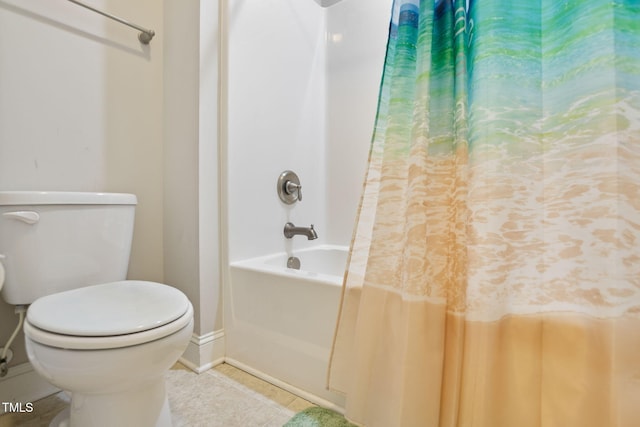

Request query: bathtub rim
[{"left": 229, "top": 244, "right": 349, "bottom": 286}]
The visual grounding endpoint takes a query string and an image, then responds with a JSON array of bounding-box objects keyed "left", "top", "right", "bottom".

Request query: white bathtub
[{"left": 226, "top": 245, "right": 347, "bottom": 410}]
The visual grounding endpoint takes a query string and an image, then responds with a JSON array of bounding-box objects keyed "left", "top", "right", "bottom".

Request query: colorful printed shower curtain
[{"left": 328, "top": 0, "right": 640, "bottom": 426}]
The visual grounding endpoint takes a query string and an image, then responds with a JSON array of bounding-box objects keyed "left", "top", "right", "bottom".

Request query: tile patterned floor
[{"left": 0, "top": 363, "right": 315, "bottom": 427}]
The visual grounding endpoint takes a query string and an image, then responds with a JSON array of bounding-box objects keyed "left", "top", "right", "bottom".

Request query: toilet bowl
[{"left": 23, "top": 281, "right": 193, "bottom": 427}]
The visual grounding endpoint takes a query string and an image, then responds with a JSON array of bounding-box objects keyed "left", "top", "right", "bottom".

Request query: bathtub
[{"left": 226, "top": 245, "right": 347, "bottom": 410}]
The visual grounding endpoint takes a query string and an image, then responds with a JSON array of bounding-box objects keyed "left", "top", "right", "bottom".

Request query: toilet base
[
  {"left": 49, "top": 378, "right": 172, "bottom": 427},
  {"left": 49, "top": 407, "right": 70, "bottom": 427}
]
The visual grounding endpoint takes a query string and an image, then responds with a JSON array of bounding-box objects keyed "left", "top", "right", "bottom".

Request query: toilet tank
[{"left": 0, "top": 192, "right": 137, "bottom": 305}]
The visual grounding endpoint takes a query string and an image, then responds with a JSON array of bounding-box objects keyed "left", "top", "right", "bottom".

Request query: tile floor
[{"left": 0, "top": 363, "right": 315, "bottom": 427}]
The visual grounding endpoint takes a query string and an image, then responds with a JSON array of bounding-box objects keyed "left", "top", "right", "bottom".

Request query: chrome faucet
[{"left": 284, "top": 222, "right": 318, "bottom": 240}]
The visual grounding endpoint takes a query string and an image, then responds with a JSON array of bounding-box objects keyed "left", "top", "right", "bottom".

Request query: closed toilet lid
[{"left": 27, "top": 281, "right": 190, "bottom": 337}]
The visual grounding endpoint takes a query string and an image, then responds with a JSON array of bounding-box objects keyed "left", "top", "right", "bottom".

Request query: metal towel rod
[{"left": 66, "top": 0, "right": 155, "bottom": 44}]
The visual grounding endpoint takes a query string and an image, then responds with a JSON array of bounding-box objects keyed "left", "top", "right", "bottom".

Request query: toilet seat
[{"left": 24, "top": 280, "right": 193, "bottom": 350}]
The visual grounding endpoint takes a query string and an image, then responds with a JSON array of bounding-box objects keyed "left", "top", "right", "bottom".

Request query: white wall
[
  {"left": 325, "top": 0, "right": 392, "bottom": 243},
  {"left": 163, "top": 0, "right": 223, "bottom": 369},
  {"left": 0, "top": 0, "right": 164, "bottom": 367},
  {"left": 227, "top": 0, "right": 327, "bottom": 262},
  {"left": 226, "top": 0, "right": 391, "bottom": 261}
]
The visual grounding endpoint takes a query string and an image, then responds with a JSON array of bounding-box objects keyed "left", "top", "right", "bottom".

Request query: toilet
[{"left": 0, "top": 191, "right": 194, "bottom": 427}]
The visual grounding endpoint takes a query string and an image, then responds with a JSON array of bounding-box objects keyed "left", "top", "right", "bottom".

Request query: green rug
[{"left": 283, "top": 407, "right": 357, "bottom": 427}]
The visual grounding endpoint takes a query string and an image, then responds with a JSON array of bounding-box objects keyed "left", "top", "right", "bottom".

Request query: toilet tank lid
[{"left": 0, "top": 191, "right": 137, "bottom": 206}]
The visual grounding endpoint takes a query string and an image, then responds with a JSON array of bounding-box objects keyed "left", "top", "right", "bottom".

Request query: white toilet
[{"left": 0, "top": 191, "right": 194, "bottom": 427}]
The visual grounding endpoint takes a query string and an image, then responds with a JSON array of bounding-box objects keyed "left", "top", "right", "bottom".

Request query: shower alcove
[{"left": 223, "top": 0, "right": 393, "bottom": 409}]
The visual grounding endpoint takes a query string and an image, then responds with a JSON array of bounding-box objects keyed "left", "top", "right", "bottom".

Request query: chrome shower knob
[{"left": 277, "top": 170, "right": 303, "bottom": 204}]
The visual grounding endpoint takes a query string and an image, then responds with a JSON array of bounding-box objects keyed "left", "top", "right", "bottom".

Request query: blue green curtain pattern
[{"left": 329, "top": 1, "right": 640, "bottom": 425}]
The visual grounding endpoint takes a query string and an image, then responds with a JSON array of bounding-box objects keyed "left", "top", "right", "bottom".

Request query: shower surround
[{"left": 224, "top": 0, "right": 393, "bottom": 409}]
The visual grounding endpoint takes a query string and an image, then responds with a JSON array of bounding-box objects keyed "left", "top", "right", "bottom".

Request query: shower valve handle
[
  {"left": 285, "top": 181, "right": 302, "bottom": 202},
  {"left": 277, "top": 170, "right": 302, "bottom": 204}
]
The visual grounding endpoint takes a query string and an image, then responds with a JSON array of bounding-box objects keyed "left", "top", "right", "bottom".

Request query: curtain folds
[{"left": 328, "top": 0, "right": 640, "bottom": 426}]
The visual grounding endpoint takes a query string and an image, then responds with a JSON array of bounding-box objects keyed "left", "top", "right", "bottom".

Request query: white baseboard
[
  {"left": 179, "top": 330, "right": 225, "bottom": 373},
  {"left": 0, "top": 362, "right": 60, "bottom": 414}
]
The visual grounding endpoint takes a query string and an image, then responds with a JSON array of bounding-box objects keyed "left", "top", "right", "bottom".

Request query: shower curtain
[{"left": 328, "top": 0, "right": 640, "bottom": 426}]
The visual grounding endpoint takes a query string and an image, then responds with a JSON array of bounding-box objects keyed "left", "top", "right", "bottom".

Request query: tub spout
[{"left": 284, "top": 222, "right": 318, "bottom": 240}]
